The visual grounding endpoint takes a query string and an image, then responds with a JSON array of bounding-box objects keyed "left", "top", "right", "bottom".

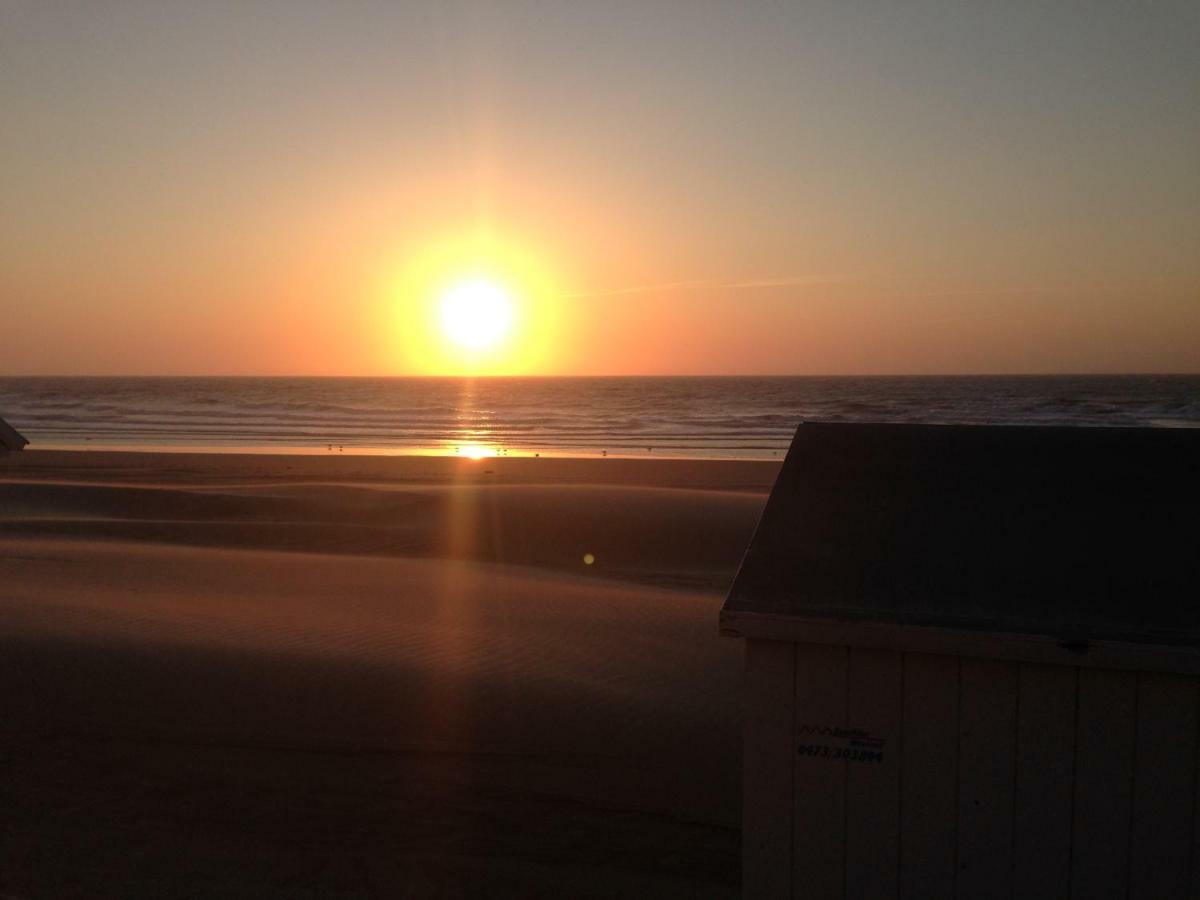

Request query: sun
[
  {"left": 439, "top": 279, "right": 514, "bottom": 351},
  {"left": 385, "top": 229, "right": 563, "bottom": 374}
]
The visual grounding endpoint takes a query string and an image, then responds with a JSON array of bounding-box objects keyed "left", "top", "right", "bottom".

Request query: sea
[{"left": 1, "top": 375, "right": 1197, "bottom": 460}]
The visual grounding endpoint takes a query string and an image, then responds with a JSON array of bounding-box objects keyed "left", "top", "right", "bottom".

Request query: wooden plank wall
[
  {"left": 744, "top": 641, "right": 1200, "bottom": 899},
  {"left": 744, "top": 640, "right": 796, "bottom": 899}
]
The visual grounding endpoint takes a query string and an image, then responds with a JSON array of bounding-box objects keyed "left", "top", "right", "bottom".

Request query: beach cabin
[
  {"left": 721, "top": 422, "right": 1200, "bottom": 900},
  {"left": 0, "top": 415, "right": 28, "bottom": 451}
]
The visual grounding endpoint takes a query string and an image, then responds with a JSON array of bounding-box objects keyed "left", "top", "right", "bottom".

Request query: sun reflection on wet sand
[{"left": 456, "top": 444, "right": 498, "bottom": 460}]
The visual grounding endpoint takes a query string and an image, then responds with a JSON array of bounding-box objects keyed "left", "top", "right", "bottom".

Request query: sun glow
[
  {"left": 384, "top": 229, "right": 564, "bottom": 375},
  {"left": 440, "top": 279, "right": 514, "bottom": 351}
]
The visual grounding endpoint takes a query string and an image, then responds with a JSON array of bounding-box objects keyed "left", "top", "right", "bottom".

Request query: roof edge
[
  {"left": 720, "top": 609, "right": 1200, "bottom": 676},
  {"left": 0, "top": 416, "right": 29, "bottom": 451}
]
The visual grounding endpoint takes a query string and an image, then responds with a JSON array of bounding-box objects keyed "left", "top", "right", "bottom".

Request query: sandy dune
[{"left": 0, "top": 450, "right": 777, "bottom": 898}]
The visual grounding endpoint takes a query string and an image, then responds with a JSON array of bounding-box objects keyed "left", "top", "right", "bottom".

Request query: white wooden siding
[
  {"left": 844, "top": 648, "right": 902, "bottom": 900},
  {"left": 899, "top": 654, "right": 958, "bottom": 900},
  {"left": 1012, "top": 664, "right": 1077, "bottom": 900},
  {"left": 1131, "top": 673, "right": 1198, "bottom": 899},
  {"left": 793, "top": 643, "right": 848, "bottom": 898},
  {"left": 956, "top": 659, "right": 1018, "bottom": 899},
  {"left": 745, "top": 641, "right": 1200, "bottom": 900},
  {"left": 1071, "top": 667, "right": 1137, "bottom": 900},
  {"left": 744, "top": 640, "right": 796, "bottom": 899}
]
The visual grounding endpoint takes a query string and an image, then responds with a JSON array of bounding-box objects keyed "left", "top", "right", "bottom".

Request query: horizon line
[{"left": 1, "top": 371, "right": 1197, "bottom": 380}]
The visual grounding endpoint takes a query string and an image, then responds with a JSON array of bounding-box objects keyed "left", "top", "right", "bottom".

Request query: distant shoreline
[
  {"left": 13, "top": 441, "right": 783, "bottom": 461},
  {"left": 2, "top": 374, "right": 1197, "bottom": 460}
]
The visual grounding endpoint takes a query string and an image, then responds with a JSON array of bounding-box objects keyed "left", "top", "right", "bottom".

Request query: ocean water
[{"left": 1, "top": 375, "right": 1197, "bottom": 459}]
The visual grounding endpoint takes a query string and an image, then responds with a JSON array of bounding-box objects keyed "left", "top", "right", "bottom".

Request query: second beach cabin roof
[
  {"left": 721, "top": 422, "right": 1200, "bottom": 666},
  {"left": 0, "top": 415, "right": 28, "bottom": 451}
]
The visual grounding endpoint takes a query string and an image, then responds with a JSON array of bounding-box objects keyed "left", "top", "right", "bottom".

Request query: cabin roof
[
  {"left": 0, "top": 416, "right": 28, "bottom": 451},
  {"left": 722, "top": 422, "right": 1200, "bottom": 654}
]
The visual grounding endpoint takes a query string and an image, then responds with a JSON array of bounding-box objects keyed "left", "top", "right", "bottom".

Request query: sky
[{"left": 2, "top": 1, "right": 1197, "bottom": 375}]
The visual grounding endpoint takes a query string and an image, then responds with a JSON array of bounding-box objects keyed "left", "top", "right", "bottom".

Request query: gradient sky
[{"left": 2, "top": 1, "right": 1197, "bottom": 375}]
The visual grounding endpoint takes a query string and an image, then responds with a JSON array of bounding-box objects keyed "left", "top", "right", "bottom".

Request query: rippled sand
[{"left": 0, "top": 450, "right": 777, "bottom": 898}]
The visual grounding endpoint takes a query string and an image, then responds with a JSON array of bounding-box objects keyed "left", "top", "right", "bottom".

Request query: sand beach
[
  {"left": 0, "top": 450, "right": 777, "bottom": 897},
  {"left": 4, "top": 0, "right": 1194, "bottom": 893}
]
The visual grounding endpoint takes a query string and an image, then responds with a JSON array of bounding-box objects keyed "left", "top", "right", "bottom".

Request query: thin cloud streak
[
  {"left": 561, "top": 279, "right": 714, "bottom": 299},
  {"left": 726, "top": 275, "right": 845, "bottom": 290},
  {"left": 563, "top": 274, "right": 843, "bottom": 299},
  {"left": 563, "top": 276, "right": 1161, "bottom": 302}
]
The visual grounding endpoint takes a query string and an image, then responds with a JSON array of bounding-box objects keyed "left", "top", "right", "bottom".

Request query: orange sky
[{"left": 2, "top": 4, "right": 1197, "bottom": 375}]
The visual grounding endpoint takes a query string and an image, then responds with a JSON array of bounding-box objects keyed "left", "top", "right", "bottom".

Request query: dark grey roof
[
  {"left": 0, "top": 416, "right": 28, "bottom": 451},
  {"left": 722, "top": 422, "right": 1200, "bottom": 649}
]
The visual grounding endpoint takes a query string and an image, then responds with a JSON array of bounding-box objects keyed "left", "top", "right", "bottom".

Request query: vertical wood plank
[
  {"left": 845, "top": 648, "right": 902, "bottom": 900},
  {"left": 1130, "top": 673, "right": 1199, "bottom": 900},
  {"left": 1071, "top": 667, "right": 1137, "bottom": 900},
  {"left": 793, "top": 642, "right": 849, "bottom": 900},
  {"left": 900, "top": 653, "right": 960, "bottom": 900},
  {"left": 744, "top": 640, "right": 795, "bottom": 900},
  {"left": 1013, "top": 664, "right": 1078, "bottom": 900},
  {"left": 1192, "top": 694, "right": 1200, "bottom": 900},
  {"left": 955, "top": 659, "right": 1018, "bottom": 899}
]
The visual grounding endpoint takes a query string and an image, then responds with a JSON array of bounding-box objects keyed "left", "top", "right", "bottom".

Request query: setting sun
[
  {"left": 439, "top": 279, "right": 514, "bottom": 351},
  {"left": 385, "top": 229, "right": 565, "bottom": 375}
]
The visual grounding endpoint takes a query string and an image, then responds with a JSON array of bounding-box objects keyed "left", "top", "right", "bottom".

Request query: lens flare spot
[{"left": 583, "top": 553, "right": 596, "bottom": 565}]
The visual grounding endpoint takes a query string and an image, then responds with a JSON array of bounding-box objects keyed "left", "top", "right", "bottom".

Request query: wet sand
[{"left": 0, "top": 450, "right": 777, "bottom": 898}]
